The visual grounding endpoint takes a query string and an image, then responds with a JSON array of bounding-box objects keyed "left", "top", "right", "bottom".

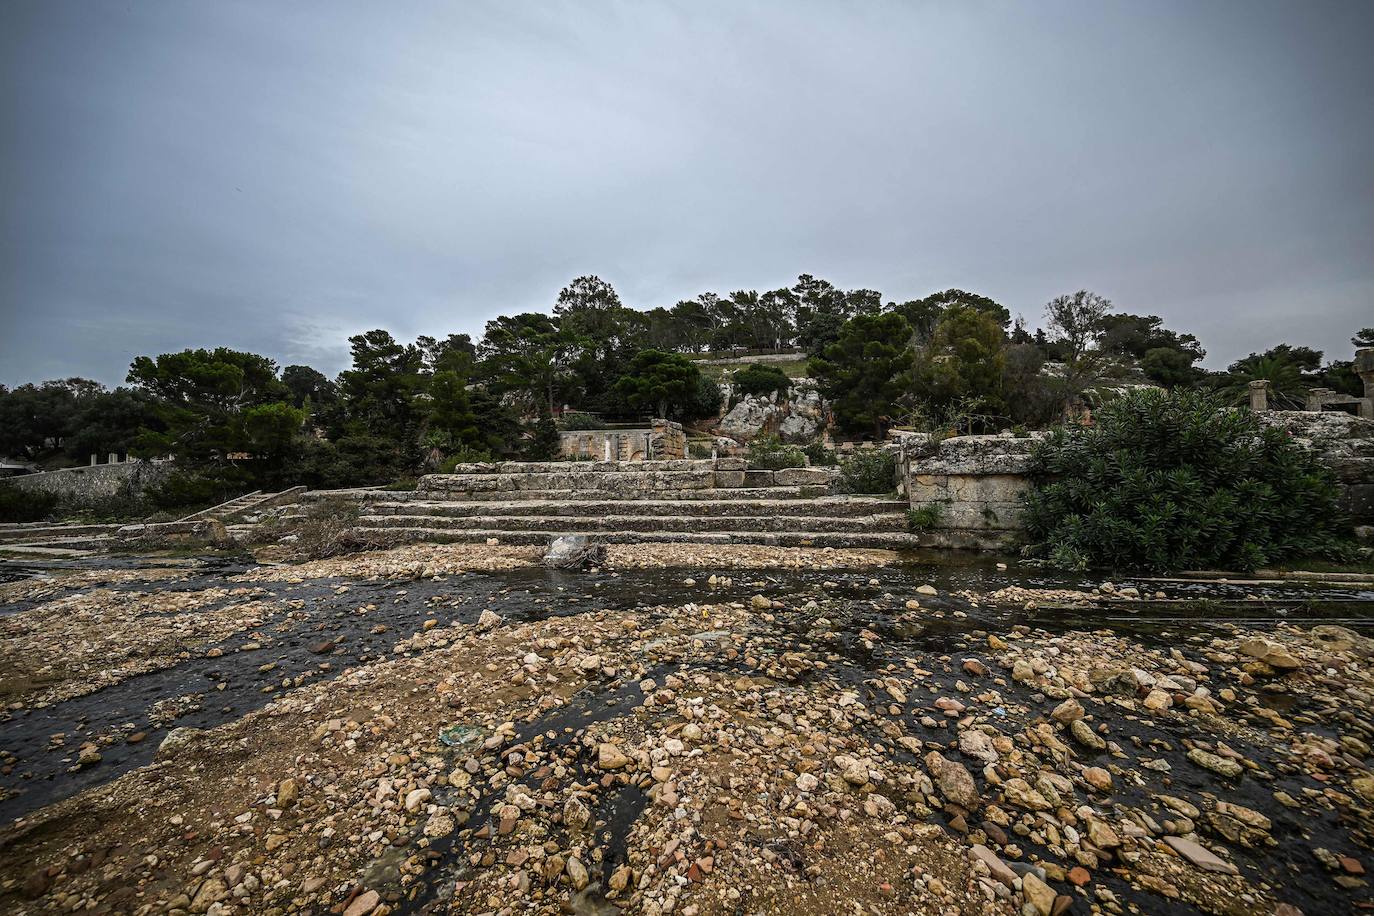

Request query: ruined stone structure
[
  {"left": 894, "top": 411, "right": 1374, "bottom": 547},
  {"left": 897, "top": 433, "right": 1044, "bottom": 549},
  {"left": 1305, "top": 388, "right": 1373, "bottom": 420},
  {"left": 557, "top": 419, "right": 685, "bottom": 461},
  {"left": 291, "top": 458, "right": 920, "bottom": 549}
]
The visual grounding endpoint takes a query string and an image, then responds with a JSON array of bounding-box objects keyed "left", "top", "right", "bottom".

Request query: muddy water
[{"left": 1, "top": 556, "right": 1371, "bottom": 914}]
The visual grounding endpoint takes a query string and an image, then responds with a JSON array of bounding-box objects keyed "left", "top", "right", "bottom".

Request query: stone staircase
[
  {"left": 293, "top": 458, "right": 924, "bottom": 550},
  {"left": 179, "top": 486, "right": 306, "bottom": 524}
]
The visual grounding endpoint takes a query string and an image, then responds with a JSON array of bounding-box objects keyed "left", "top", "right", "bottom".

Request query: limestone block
[
  {"left": 713, "top": 470, "right": 747, "bottom": 488},
  {"left": 773, "top": 467, "right": 837, "bottom": 487}
]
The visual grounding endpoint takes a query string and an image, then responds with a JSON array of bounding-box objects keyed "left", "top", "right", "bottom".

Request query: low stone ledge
[{"left": 115, "top": 519, "right": 236, "bottom": 550}]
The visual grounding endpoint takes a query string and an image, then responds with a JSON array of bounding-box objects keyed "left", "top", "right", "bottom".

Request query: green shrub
[
  {"left": 733, "top": 363, "right": 791, "bottom": 399},
  {"left": 439, "top": 445, "right": 495, "bottom": 472},
  {"left": 906, "top": 503, "right": 943, "bottom": 532},
  {"left": 746, "top": 435, "right": 806, "bottom": 470},
  {"left": 836, "top": 450, "right": 897, "bottom": 494},
  {"left": 559, "top": 412, "right": 608, "bottom": 431},
  {"left": 803, "top": 441, "right": 838, "bottom": 466},
  {"left": 1022, "top": 388, "right": 1354, "bottom": 573},
  {"left": 0, "top": 485, "right": 58, "bottom": 523}
]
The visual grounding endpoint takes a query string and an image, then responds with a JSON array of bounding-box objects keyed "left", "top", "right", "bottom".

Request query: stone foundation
[{"left": 898, "top": 433, "right": 1043, "bottom": 549}]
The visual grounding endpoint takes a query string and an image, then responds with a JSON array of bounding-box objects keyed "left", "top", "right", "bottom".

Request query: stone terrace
[{"left": 294, "top": 458, "right": 928, "bottom": 549}]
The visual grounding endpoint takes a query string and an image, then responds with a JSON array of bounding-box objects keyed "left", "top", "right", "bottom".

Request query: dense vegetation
[
  {"left": 1022, "top": 389, "right": 1354, "bottom": 572},
  {"left": 0, "top": 273, "right": 1366, "bottom": 519}
]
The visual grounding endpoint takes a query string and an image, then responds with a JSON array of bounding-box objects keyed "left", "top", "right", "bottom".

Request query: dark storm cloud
[{"left": 2, "top": 0, "right": 1372, "bottom": 386}]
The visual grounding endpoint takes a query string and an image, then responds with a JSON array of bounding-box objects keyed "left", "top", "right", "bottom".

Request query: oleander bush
[{"left": 1022, "top": 388, "right": 1353, "bottom": 572}]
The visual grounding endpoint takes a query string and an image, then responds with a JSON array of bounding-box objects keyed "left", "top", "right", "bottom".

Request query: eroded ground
[{"left": 0, "top": 546, "right": 1371, "bottom": 916}]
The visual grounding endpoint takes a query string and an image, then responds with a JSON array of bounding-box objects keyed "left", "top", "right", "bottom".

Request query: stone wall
[
  {"left": 558, "top": 420, "right": 686, "bottom": 461},
  {"left": 417, "top": 457, "right": 838, "bottom": 499},
  {"left": 1259, "top": 410, "right": 1374, "bottom": 527},
  {"left": 898, "top": 432, "right": 1044, "bottom": 549},
  {"left": 0, "top": 459, "right": 173, "bottom": 504},
  {"left": 897, "top": 412, "right": 1374, "bottom": 550}
]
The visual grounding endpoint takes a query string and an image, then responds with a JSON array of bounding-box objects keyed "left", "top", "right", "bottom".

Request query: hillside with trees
[{"left": 1, "top": 273, "right": 1367, "bottom": 516}]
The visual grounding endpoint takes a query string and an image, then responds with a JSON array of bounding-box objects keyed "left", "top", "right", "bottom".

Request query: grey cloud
[{"left": 2, "top": 0, "right": 1371, "bottom": 386}]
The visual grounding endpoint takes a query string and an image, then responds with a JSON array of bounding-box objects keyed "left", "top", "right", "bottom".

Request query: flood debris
[{"left": 0, "top": 544, "right": 1370, "bottom": 915}]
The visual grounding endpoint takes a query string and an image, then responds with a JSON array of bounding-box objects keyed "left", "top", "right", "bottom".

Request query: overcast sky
[{"left": 2, "top": 1, "right": 1371, "bottom": 388}]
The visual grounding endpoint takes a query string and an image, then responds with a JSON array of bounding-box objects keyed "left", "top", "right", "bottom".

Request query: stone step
[
  {"left": 343, "top": 526, "right": 927, "bottom": 550},
  {"left": 299, "top": 486, "right": 827, "bottom": 504},
  {"left": 0, "top": 523, "right": 120, "bottom": 544},
  {"left": 358, "top": 512, "right": 910, "bottom": 534},
  {"left": 352, "top": 497, "right": 907, "bottom": 520}
]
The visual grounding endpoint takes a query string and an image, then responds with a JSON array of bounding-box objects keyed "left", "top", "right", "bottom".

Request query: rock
[
  {"left": 968, "top": 844, "right": 1017, "bottom": 887},
  {"left": 750, "top": 594, "right": 772, "bottom": 610},
  {"left": 1085, "top": 818, "right": 1121, "bottom": 849},
  {"left": 190, "top": 877, "right": 227, "bottom": 912},
  {"left": 1083, "top": 767, "right": 1112, "bottom": 791},
  {"left": 916, "top": 584, "right": 939, "bottom": 596},
  {"left": 404, "top": 787, "right": 431, "bottom": 812},
  {"left": 1001, "top": 777, "right": 1052, "bottom": 811},
  {"left": 276, "top": 777, "right": 299, "bottom": 808},
  {"left": 962, "top": 658, "right": 989, "bottom": 677},
  {"left": 477, "top": 609, "right": 502, "bottom": 630},
  {"left": 1187, "top": 748, "right": 1243, "bottom": 778},
  {"left": 1022, "top": 872, "right": 1056, "bottom": 915},
  {"left": 924, "top": 752, "right": 979, "bottom": 809},
  {"left": 343, "top": 890, "right": 381, "bottom": 916},
  {"left": 958, "top": 729, "right": 999, "bottom": 765},
  {"left": 1051, "top": 698, "right": 1085, "bottom": 723},
  {"left": 1143, "top": 689, "right": 1173, "bottom": 712},
  {"left": 1351, "top": 776, "right": 1374, "bottom": 802},
  {"left": 1163, "top": 836, "right": 1240, "bottom": 875},
  {"left": 21, "top": 868, "right": 51, "bottom": 899},
  {"left": 566, "top": 856, "right": 590, "bottom": 890},
  {"left": 1089, "top": 666, "right": 1140, "bottom": 696},
  {"left": 157, "top": 726, "right": 202, "bottom": 760},
  {"left": 598, "top": 743, "right": 632, "bottom": 770},
  {"left": 1239, "top": 637, "right": 1302, "bottom": 671},
  {"left": 564, "top": 796, "right": 592, "bottom": 830},
  {"left": 795, "top": 772, "right": 819, "bottom": 793},
  {"left": 1070, "top": 719, "right": 1105, "bottom": 751},
  {"left": 424, "top": 811, "right": 455, "bottom": 838}
]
